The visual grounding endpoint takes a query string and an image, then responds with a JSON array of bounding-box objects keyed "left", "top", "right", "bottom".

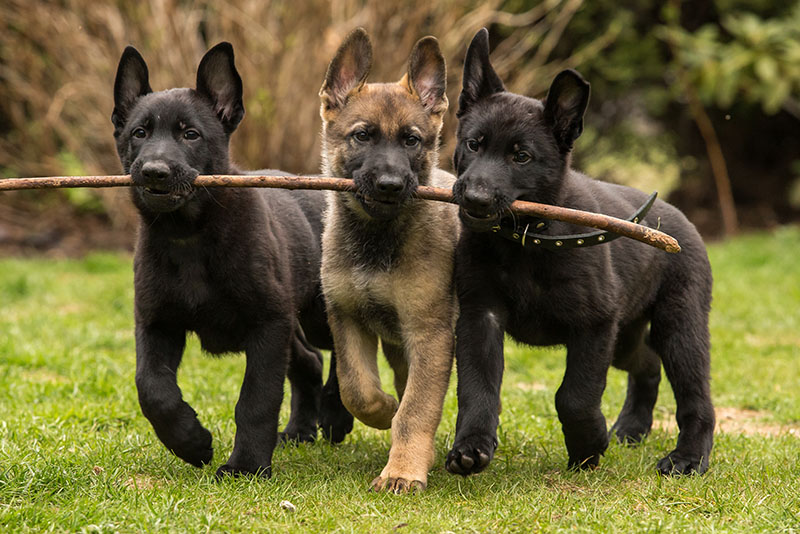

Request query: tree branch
[{"left": 0, "top": 174, "right": 681, "bottom": 253}]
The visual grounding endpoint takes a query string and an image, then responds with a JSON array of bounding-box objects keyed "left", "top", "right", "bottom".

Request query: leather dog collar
[{"left": 492, "top": 192, "right": 658, "bottom": 250}]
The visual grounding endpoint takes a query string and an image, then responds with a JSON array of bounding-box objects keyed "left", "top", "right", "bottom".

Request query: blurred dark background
[{"left": 1, "top": 0, "right": 798, "bottom": 256}]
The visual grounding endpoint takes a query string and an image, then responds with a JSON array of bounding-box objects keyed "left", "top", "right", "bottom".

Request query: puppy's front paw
[
  {"left": 611, "top": 414, "right": 653, "bottom": 445},
  {"left": 564, "top": 422, "right": 608, "bottom": 471},
  {"left": 656, "top": 450, "right": 709, "bottom": 476},
  {"left": 161, "top": 421, "right": 213, "bottom": 467},
  {"left": 278, "top": 426, "right": 317, "bottom": 445},
  {"left": 567, "top": 453, "right": 602, "bottom": 471},
  {"left": 215, "top": 463, "right": 271, "bottom": 480},
  {"left": 370, "top": 475, "right": 426, "bottom": 494},
  {"left": 319, "top": 403, "right": 354, "bottom": 444},
  {"left": 445, "top": 434, "right": 497, "bottom": 476}
]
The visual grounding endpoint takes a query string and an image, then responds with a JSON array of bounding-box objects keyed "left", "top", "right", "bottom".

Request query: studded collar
[{"left": 492, "top": 192, "right": 658, "bottom": 250}]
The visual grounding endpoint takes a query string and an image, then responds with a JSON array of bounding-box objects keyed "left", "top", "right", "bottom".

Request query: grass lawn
[{"left": 1, "top": 226, "right": 798, "bottom": 533}]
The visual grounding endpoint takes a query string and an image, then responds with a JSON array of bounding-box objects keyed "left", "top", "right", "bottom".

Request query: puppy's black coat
[
  {"left": 446, "top": 29, "right": 715, "bottom": 476},
  {"left": 112, "top": 43, "right": 352, "bottom": 478}
]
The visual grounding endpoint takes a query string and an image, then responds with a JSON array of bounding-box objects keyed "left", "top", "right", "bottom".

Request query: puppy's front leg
[
  {"left": 371, "top": 318, "right": 455, "bottom": 493},
  {"left": 446, "top": 304, "right": 505, "bottom": 476},
  {"left": 135, "top": 323, "right": 213, "bottom": 467},
  {"left": 556, "top": 330, "right": 615, "bottom": 470},
  {"left": 329, "top": 310, "right": 397, "bottom": 429},
  {"left": 216, "top": 317, "right": 293, "bottom": 478}
]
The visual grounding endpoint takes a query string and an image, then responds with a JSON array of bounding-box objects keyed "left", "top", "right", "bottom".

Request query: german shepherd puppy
[
  {"left": 111, "top": 42, "right": 352, "bottom": 478},
  {"left": 319, "top": 28, "right": 458, "bottom": 492},
  {"left": 445, "top": 29, "right": 715, "bottom": 476}
]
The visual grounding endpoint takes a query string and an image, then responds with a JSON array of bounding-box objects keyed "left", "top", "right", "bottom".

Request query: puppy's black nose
[
  {"left": 463, "top": 189, "right": 493, "bottom": 213},
  {"left": 141, "top": 161, "right": 171, "bottom": 183},
  {"left": 375, "top": 175, "right": 404, "bottom": 194}
]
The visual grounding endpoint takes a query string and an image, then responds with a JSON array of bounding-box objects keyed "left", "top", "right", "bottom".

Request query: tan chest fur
[{"left": 321, "top": 179, "right": 459, "bottom": 345}]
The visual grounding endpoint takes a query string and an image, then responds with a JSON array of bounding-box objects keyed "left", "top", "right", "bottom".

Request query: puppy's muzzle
[
  {"left": 461, "top": 189, "right": 493, "bottom": 215},
  {"left": 375, "top": 175, "right": 404, "bottom": 197},
  {"left": 132, "top": 159, "right": 196, "bottom": 212},
  {"left": 458, "top": 187, "right": 501, "bottom": 231},
  {"left": 140, "top": 160, "right": 173, "bottom": 195},
  {"left": 355, "top": 171, "right": 412, "bottom": 220}
]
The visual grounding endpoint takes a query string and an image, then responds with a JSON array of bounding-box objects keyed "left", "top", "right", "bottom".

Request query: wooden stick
[{"left": 0, "top": 174, "right": 681, "bottom": 253}]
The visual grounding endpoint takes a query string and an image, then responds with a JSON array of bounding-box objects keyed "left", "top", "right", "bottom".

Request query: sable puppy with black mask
[
  {"left": 446, "top": 29, "right": 715, "bottom": 477},
  {"left": 318, "top": 28, "right": 459, "bottom": 493},
  {"left": 111, "top": 42, "right": 352, "bottom": 478}
]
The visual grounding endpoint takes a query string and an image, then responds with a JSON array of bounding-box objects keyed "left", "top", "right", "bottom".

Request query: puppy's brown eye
[
  {"left": 183, "top": 129, "right": 200, "bottom": 140},
  {"left": 132, "top": 127, "right": 147, "bottom": 139},
  {"left": 466, "top": 138, "right": 480, "bottom": 152},
  {"left": 354, "top": 130, "right": 370, "bottom": 142},
  {"left": 405, "top": 135, "right": 420, "bottom": 147},
  {"left": 513, "top": 151, "right": 531, "bottom": 164}
]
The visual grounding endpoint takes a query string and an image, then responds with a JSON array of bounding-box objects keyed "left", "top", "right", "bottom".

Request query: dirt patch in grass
[
  {"left": 654, "top": 406, "right": 799, "bottom": 437},
  {"left": 744, "top": 332, "right": 800, "bottom": 348},
  {"left": 516, "top": 382, "right": 549, "bottom": 392},
  {"left": 21, "top": 368, "right": 70, "bottom": 384},
  {"left": 122, "top": 474, "right": 163, "bottom": 490}
]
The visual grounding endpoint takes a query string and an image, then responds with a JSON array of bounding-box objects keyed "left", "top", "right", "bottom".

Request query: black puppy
[
  {"left": 445, "top": 29, "right": 715, "bottom": 476},
  {"left": 111, "top": 42, "right": 352, "bottom": 478}
]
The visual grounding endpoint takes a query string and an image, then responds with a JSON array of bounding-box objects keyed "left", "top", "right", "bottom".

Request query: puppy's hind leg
[
  {"left": 217, "top": 317, "right": 293, "bottom": 479},
  {"left": 280, "top": 325, "right": 323, "bottom": 444},
  {"left": 650, "top": 275, "right": 715, "bottom": 476},
  {"left": 319, "top": 350, "right": 355, "bottom": 443},
  {"left": 610, "top": 321, "right": 661, "bottom": 444},
  {"left": 383, "top": 342, "right": 409, "bottom": 402},
  {"left": 330, "top": 311, "right": 398, "bottom": 429}
]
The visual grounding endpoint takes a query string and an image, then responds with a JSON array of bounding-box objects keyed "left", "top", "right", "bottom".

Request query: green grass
[{"left": 1, "top": 227, "right": 799, "bottom": 533}]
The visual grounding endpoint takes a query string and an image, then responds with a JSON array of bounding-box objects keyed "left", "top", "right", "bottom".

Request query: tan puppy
[{"left": 319, "top": 28, "right": 459, "bottom": 493}]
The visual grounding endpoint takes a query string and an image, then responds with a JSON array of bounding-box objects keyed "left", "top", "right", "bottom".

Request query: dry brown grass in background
[{"left": 0, "top": 0, "right": 616, "bottom": 229}]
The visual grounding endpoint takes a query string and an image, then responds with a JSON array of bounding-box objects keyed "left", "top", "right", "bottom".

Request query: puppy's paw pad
[
  {"left": 180, "top": 445, "right": 213, "bottom": 468},
  {"left": 319, "top": 408, "right": 354, "bottom": 444},
  {"left": 370, "top": 476, "right": 425, "bottom": 494},
  {"left": 610, "top": 417, "right": 652, "bottom": 445},
  {"left": 567, "top": 456, "right": 601, "bottom": 471},
  {"left": 278, "top": 428, "right": 317, "bottom": 446},
  {"left": 167, "top": 425, "right": 213, "bottom": 467},
  {"left": 656, "top": 452, "right": 708, "bottom": 476},
  {"left": 214, "top": 464, "right": 271, "bottom": 480},
  {"left": 446, "top": 449, "right": 491, "bottom": 475},
  {"left": 445, "top": 435, "right": 496, "bottom": 476}
]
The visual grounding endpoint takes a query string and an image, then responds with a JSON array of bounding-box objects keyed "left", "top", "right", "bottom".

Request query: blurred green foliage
[
  {"left": 661, "top": 2, "right": 800, "bottom": 115},
  {"left": 578, "top": 125, "right": 682, "bottom": 195},
  {"left": 57, "top": 151, "right": 105, "bottom": 214}
]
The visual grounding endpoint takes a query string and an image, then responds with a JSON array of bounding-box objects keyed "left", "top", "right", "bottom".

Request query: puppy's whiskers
[
  {"left": 502, "top": 204, "right": 516, "bottom": 229},
  {"left": 147, "top": 213, "right": 161, "bottom": 229},
  {"left": 202, "top": 185, "right": 226, "bottom": 209}
]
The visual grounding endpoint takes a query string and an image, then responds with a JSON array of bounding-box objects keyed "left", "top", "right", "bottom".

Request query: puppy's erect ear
[
  {"left": 319, "top": 28, "right": 372, "bottom": 116},
  {"left": 543, "top": 69, "right": 590, "bottom": 154},
  {"left": 400, "top": 36, "right": 448, "bottom": 116},
  {"left": 112, "top": 46, "right": 152, "bottom": 130},
  {"left": 196, "top": 42, "right": 245, "bottom": 135},
  {"left": 458, "top": 28, "right": 505, "bottom": 117}
]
